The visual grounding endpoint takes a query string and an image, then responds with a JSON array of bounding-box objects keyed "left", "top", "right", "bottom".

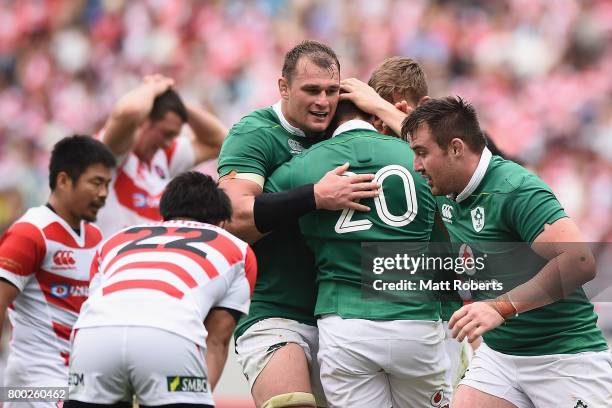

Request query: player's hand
[
  {"left": 448, "top": 301, "right": 505, "bottom": 343},
  {"left": 340, "top": 78, "right": 390, "bottom": 115},
  {"left": 380, "top": 101, "right": 414, "bottom": 135},
  {"left": 314, "top": 163, "right": 379, "bottom": 212},
  {"left": 394, "top": 100, "right": 413, "bottom": 115},
  {"left": 143, "top": 74, "right": 175, "bottom": 95}
]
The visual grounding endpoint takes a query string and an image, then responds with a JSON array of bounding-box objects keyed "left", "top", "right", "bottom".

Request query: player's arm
[
  {"left": 450, "top": 217, "right": 594, "bottom": 342},
  {"left": 507, "top": 217, "right": 594, "bottom": 311},
  {"left": 204, "top": 308, "right": 240, "bottom": 391},
  {"left": 218, "top": 177, "right": 265, "bottom": 243},
  {"left": 102, "top": 74, "right": 175, "bottom": 156},
  {"left": 0, "top": 279, "right": 19, "bottom": 338},
  {"left": 0, "top": 222, "right": 45, "bottom": 339},
  {"left": 340, "top": 78, "right": 407, "bottom": 136},
  {"left": 220, "top": 163, "right": 379, "bottom": 244},
  {"left": 185, "top": 103, "right": 227, "bottom": 164}
]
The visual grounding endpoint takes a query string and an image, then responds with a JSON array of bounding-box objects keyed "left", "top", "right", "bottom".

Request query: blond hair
[{"left": 368, "top": 57, "right": 428, "bottom": 105}]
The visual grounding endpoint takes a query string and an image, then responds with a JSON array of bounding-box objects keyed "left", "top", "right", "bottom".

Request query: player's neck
[
  {"left": 452, "top": 150, "right": 486, "bottom": 200},
  {"left": 48, "top": 196, "right": 81, "bottom": 231}
]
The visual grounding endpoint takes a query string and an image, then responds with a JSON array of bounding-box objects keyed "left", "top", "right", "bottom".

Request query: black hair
[
  {"left": 160, "top": 171, "right": 232, "bottom": 225},
  {"left": 150, "top": 89, "right": 188, "bottom": 123},
  {"left": 49, "top": 135, "right": 116, "bottom": 190},
  {"left": 401, "top": 96, "right": 485, "bottom": 152},
  {"left": 328, "top": 100, "right": 371, "bottom": 135}
]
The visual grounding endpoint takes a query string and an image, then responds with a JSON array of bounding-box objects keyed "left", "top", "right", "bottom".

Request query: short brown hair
[
  {"left": 401, "top": 96, "right": 485, "bottom": 153},
  {"left": 282, "top": 40, "right": 340, "bottom": 82},
  {"left": 368, "top": 57, "right": 428, "bottom": 105}
]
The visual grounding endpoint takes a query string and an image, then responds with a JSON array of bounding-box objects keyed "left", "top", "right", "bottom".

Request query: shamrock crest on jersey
[
  {"left": 288, "top": 138, "right": 304, "bottom": 154},
  {"left": 470, "top": 206, "right": 485, "bottom": 232}
]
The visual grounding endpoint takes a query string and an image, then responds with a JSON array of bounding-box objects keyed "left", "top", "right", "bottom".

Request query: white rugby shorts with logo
[
  {"left": 460, "top": 342, "right": 612, "bottom": 408},
  {"left": 69, "top": 220, "right": 255, "bottom": 405},
  {"left": 317, "top": 315, "right": 451, "bottom": 408},
  {"left": 235, "top": 317, "right": 326, "bottom": 407},
  {"left": 69, "top": 326, "right": 213, "bottom": 406}
]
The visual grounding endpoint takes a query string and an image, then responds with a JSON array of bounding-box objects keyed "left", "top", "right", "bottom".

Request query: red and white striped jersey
[
  {"left": 75, "top": 220, "right": 257, "bottom": 347},
  {"left": 0, "top": 205, "right": 102, "bottom": 384},
  {"left": 95, "top": 135, "right": 195, "bottom": 238}
]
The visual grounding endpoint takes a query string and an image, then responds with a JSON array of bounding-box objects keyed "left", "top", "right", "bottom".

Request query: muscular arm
[
  {"left": 508, "top": 217, "right": 594, "bottom": 312},
  {"left": 450, "top": 217, "right": 595, "bottom": 342},
  {"left": 220, "top": 164, "right": 379, "bottom": 244},
  {"left": 186, "top": 103, "right": 227, "bottom": 164},
  {"left": 218, "top": 177, "right": 264, "bottom": 244},
  {"left": 102, "top": 75, "right": 174, "bottom": 156},
  {"left": 204, "top": 308, "right": 238, "bottom": 391}
]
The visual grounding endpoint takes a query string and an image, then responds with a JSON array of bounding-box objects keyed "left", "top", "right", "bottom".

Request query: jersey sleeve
[
  {"left": 0, "top": 222, "right": 46, "bottom": 291},
  {"left": 244, "top": 246, "right": 257, "bottom": 296},
  {"left": 166, "top": 136, "right": 196, "bottom": 177},
  {"left": 264, "top": 160, "right": 295, "bottom": 194},
  {"left": 217, "top": 123, "right": 274, "bottom": 178},
  {"left": 505, "top": 175, "right": 568, "bottom": 243},
  {"left": 214, "top": 247, "right": 257, "bottom": 315}
]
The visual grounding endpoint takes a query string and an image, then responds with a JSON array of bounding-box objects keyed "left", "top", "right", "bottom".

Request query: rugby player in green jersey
[
  {"left": 217, "top": 41, "right": 379, "bottom": 408},
  {"left": 265, "top": 99, "right": 451, "bottom": 408},
  {"left": 367, "top": 57, "right": 472, "bottom": 391},
  {"left": 400, "top": 97, "right": 612, "bottom": 408}
]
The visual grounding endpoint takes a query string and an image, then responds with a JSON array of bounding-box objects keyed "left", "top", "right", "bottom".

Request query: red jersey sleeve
[{"left": 0, "top": 222, "right": 46, "bottom": 290}]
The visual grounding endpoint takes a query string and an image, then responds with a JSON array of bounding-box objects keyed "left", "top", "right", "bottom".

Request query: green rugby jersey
[
  {"left": 218, "top": 102, "right": 324, "bottom": 339},
  {"left": 437, "top": 150, "right": 607, "bottom": 356},
  {"left": 429, "top": 220, "right": 463, "bottom": 321},
  {"left": 266, "top": 120, "right": 440, "bottom": 320}
]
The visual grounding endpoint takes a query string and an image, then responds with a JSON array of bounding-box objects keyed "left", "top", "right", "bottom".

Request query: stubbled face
[
  {"left": 409, "top": 123, "right": 457, "bottom": 196},
  {"left": 66, "top": 163, "right": 112, "bottom": 222},
  {"left": 134, "top": 111, "right": 184, "bottom": 162},
  {"left": 281, "top": 57, "right": 340, "bottom": 136}
]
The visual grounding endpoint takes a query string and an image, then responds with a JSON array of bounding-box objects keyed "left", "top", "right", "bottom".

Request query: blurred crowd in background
[{"left": 0, "top": 0, "right": 611, "bottom": 242}]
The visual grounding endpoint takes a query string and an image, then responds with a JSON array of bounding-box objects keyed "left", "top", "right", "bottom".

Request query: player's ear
[
  {"left": 450, "top": 138, "right": 465, "bottom": 157},
  {"left": 373, "top": 117, "right": 385, "bottom": 133},
  {"left": 55, "top": 171, "right": 73, "bottom": 191},
  {"left": 278, "top": 77, "right": 289, "bottom": 100},
  {"left": 418, "top": 95, "right": 430, "bottom": 106}
]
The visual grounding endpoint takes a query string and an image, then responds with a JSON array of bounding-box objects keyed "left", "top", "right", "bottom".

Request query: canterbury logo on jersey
[
  {"left": 53, "top": 250, "right": 76, "bottom": 266},
  {"left": 441, "top": 204, "right": 453, "bottom": 223}
]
